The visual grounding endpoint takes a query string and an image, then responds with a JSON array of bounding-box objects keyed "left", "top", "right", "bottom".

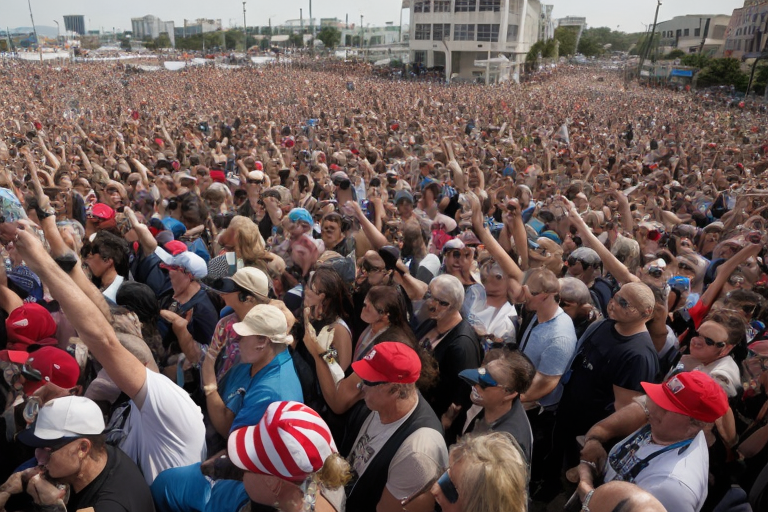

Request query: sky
[{"left": 2, "top": 0, "right": 745, "bottom": 34}]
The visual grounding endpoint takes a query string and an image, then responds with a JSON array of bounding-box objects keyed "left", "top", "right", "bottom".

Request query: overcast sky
[{"left": 4, "top": 0, "right": 744, "bottom": 33}]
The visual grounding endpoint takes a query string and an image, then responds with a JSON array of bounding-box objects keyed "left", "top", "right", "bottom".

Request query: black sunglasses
[
  {"left": 424, "top": 291, "right": 450, "bottom": 307},
  {"left": 699, "top": 334, "right": 727, "bottom": 349},
  {"left": 437, "top": 471, "right": 459, "bottom": 504},
  {"left": 247, "top": 179, "right": 264, "bottom": 185},
  {"left": 647, "top": 266, "right": 664, "bottom": 278},
  {"left": 361, "top": 379, "right": 387, "bottom": 387}
]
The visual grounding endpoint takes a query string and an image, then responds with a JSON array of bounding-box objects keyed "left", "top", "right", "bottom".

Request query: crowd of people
[{"left": 0, "top": 55, "right": 767, "bottom": 512}]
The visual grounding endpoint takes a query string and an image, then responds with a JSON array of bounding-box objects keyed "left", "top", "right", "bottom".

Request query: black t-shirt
[
  {"left": 465, "top": 398, "right": 532, "bottom": 464},
  {"left": 67, "top": 445, "right": 155, "bottom": 512},
  {"left": 559, "top": 320, "right": 660, "bottom": 433}
]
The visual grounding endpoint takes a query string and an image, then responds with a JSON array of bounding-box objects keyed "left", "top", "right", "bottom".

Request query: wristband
[{"left": 203, "top": 384, "right": 218, "bottom": 396}]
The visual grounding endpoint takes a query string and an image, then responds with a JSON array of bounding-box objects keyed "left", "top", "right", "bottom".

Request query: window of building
[
  {"left": 414, "top": 50, "right": 427, "bottom": 63},
  {"left": 455, "top": 0, "right": 476, "bottom": 12},
  {"left": 507, "top": 24, "right": 519, "bottom": 42},
  {"left": 454, "top": 24, "right": 475, "bottom": 41},
  {"left": 694, "top": 28, "right": 700, "bottom": 37},
  {"left": 477, "top": 24, "right": 500, "bottom": 42},
  {"left": 433, "top": 23, "right": 451, "bottom": 41},
  {"left": 434, "top": 0, "right": 451, "bottom": 12},
  {"left": 479, "top": 0, "right": 501, "bottom": 12},
  {"left": 683, "top": 28, "right": 689, "bottom": 36},
  {"left": 415, "top": 24, "right": 431, "bottom": 40},
  {"left": 414, "top": 1, "right": 429, "bottom": 13}
]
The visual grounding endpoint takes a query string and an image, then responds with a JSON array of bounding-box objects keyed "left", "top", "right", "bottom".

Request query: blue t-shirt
[
  {"left": 520, "top": 309, "right": 577, "bottom": 407},
  {"left": 221, "top": 349, "right": 303, "bottom": 432}
]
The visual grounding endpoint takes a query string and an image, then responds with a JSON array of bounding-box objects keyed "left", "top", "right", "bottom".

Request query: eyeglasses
[
  {"left": 361, "top": 261, "right": 384, "bottom": 274},
  {"left": 697, "top": 334, "right": 727, "bottom": 349},
  {"left": 729, "top": 274, "right": 745, "bottom": 286},
  {"left": 360, "top": 379, "right": 387, "bottom": 387},
  {"left": 646, "top": 265, "right": 664, "bottom": 278},
  {"left": 613, "top": 295, "right": 636, "bottom": 311},
  {"left": 567, "top": 256, "right": 585, "bottom": 267},
  {"left": 424, "top": 291, "right": 450, "bottom": 307},
  {"left": 437, "top": 470, "right": 459, "bottom": 504},
  {"left": 475, "top": 367, "right": 504, "bottom": 390},
  {"left": 444, "top": 249, "right": 463, "bottom": 259},
  {"left": 247, "top": 179, "right": 264, "bottom": 185}
]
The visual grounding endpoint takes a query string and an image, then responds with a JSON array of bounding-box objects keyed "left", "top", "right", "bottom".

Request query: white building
[
  {"left": 131, "top": 15, "right": 175, "bottom": 47},
  {"left": 657, "top": 14, "right": 730, "bottom": 56},
  {"left": 408, "top": 0, "right": 543, "bottom": 83},
  {"left": 176, "top": 19, "right": 221, "bottom": 38}
]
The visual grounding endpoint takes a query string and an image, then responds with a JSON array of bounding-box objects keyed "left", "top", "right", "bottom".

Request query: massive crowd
[{"left": 0, "top": 56, "right": 767, "bottom": 512}]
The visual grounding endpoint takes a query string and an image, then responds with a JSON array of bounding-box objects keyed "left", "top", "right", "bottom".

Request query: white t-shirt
[
  {"left": 117, "top": 368, "right": 207, "bottom": 485},
  {"left": 348, "top": 403, "right": 448, "bottom": 501},
  {"left": 604, "top": 428, "right": 709, "bottom": 512},
  {"left": 475, "top": 301, "right": 517, "bottom": 340}
]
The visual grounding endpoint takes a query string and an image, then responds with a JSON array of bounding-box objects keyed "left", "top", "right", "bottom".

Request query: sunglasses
[
  {"left": 677, "top": 261, "right": 696, "bottom": 273},
  {"left": 247, "top": 179, "right": 264, "bottom": 185},
  {"left": 424, "top": 291, "right": 450, "bottom": 307},
  {"left": 444, "top": 249, "right": 464, "bottom": 259},
  {"left": 360, "top": 379, "right": 387, "bottom": 387},
  {"left": 647, "top": 265, "right": 664, "bottom": 278},
  {"left": 729, "top": 275, "right": 745, "bottom": 286},
  {"left": 437, "top": 471, "right": 459, "bottom": 504},
  {"left": 613, "top": 295, "right": 636, "bottom": 311},
  {"left": 697, "top": 334, "right": 727, "bottom": 349},
  {"left": 475, "top": 368, "right": 504, "bottom": 390},
  {"left": 567, "top": 256, "right": 585, "bottom": 267},
  {"left": 361, "top": 260, "right": 384, "bottom": 274}
]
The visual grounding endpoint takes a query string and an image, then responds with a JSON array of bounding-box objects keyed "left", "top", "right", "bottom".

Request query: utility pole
[
  {"left": 27, "top": 0, "right": 42, "bottom": 62},
  {"left": 639, "top": 0, "right": 662, "bottom": 74},
  {"left": 53, "top": 20, "right": 59, "bottom": 44},
  {"left": 309, "top": 0, "right": 314, "bottom": 57},
  {"left": 242, "top": 2, "right": 247, "bottom": 51},
  {"left": 360, "top": 15, "right": 364, "bottom": 50}
]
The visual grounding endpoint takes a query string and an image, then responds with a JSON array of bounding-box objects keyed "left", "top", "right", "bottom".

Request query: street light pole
[
  {"left": 242, "top": 2, "right": 247, "bottom": 52},
  {"left": 639, "top": 0, "right": 662, "bottom": 74},
  {"left": 53, "top": 20, "right": 59, "bottom": 44}
]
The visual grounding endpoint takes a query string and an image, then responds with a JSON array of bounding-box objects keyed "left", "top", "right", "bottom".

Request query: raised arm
[
  {"left": 15, "top": 228, "right": 146, "bottom": 399},
  {"left": 569, "top": 204, "right": 639, "bottom": 286},
  {"left": 469, "top": 195, "right": 523, "bottom": 283},
  {"left": 347, "top": 200, "right": 388, "bottom": 250}
]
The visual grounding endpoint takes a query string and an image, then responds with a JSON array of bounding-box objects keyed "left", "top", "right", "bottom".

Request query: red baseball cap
[
  {"left": 351, "top": 342, "right": 421, "bottom": 384},
  {"left": 642, "top": 371, "right": 728, "bottom": 423},
  {"left": 0, "top": 349, "right": 32, "bottom": 364},
  {"left": 22, "top": 346, "right": 81, "bottom": 395},
  {"left": 163, "top": 240, "right": 189, "bottom": 256},
  {"left": 90, "top": 203, "right": 115, "bottom": 221},
  {"left": 6, "top": 303, "right": 58, "bottom": 351},
  {"left": 210, "top": 170, "right": 226, "bottom": 183}
]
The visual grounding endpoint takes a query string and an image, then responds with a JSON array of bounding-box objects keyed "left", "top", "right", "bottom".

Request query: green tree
[
  {"left": 225, "top": 29, "right": 244, "bottom": 50},
  {"left": 680, "top": 53, "right": 710, "bottom": 68},
  {"left": 554, "top": 26, "right": 579, "bottom": 56},
  {"left": 697, "top": 58, "right": 748, "bottom": 91},
  {"left": 156, "top": 32, "right": 172, "bottom": 49},
  {"left": 578, "top": 36, "right": 603, "bottom": 57},
  {"left": 663, "top": 49, "right": 685, "bottom": 60},
  {"left": 317, "top": 26, "right": 341, "bottom": 49},
  {"left": 288, "top": 33, "right": 304, "bottom": 48}
]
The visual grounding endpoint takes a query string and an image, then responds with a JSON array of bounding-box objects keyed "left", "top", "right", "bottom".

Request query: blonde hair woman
[{"left": 432, "top": 432, "right": 528, "bottom": 512}]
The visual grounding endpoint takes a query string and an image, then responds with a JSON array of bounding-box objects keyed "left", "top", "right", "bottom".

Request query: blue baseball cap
[{"left": 288, "top": 208, "right": 314, "bottom": 226}]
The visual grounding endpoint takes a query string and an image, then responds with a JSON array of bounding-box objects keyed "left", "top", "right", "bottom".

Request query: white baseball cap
[
  {"left": 233, "top": 304, "right": 293, "bottom": 344},
  {"left": 18, "top": 396, "right": 105, "bottom": 447},
  {"left": 154, "top": 245, "right": 208, "bottom": 279}
]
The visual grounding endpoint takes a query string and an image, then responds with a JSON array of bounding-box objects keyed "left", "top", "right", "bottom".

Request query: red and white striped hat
[{"left": 228, "top": 401, "right": 337, "bottom": 482}]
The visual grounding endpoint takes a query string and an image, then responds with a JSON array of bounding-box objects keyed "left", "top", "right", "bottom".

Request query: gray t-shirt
[{"left": 520, "top": 308, "right": 578, "bottom": 407}]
